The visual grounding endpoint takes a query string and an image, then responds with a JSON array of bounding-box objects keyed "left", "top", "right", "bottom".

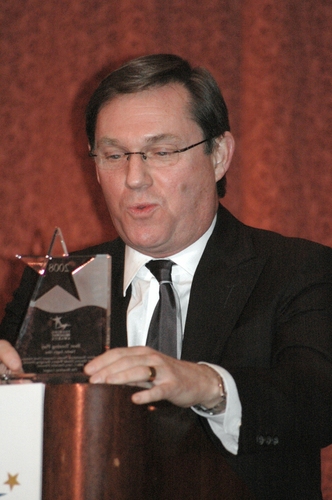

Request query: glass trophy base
[{"left": 0, "top": 372, "right": 90, "bottom": 385}]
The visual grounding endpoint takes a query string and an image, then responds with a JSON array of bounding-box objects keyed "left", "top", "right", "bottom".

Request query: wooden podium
[{"left": 42, "top": 384, "right": 254, "bottom": 499}]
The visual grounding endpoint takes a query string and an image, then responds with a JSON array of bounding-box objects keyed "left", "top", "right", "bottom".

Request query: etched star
[
  {"left": 15, "top": 228, "right": 92, "bottom": 301},
  {"left": 33, "top": 258, "right": 82, "bottom": 300},
  {"left": 19, "top": 256, "right": 95, "bottom": 302},
  {"left": 4, "top": 473, "right": 20, "bottom": 490}
]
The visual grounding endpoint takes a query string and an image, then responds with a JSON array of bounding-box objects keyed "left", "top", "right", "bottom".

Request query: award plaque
[{"left": 15, "top": 228, "right": 111, "bottom": 375}]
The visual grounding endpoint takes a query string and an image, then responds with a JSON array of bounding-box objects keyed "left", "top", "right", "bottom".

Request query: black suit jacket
[{"left": 2, "top": 204, "right": 332, "bottom": 499}]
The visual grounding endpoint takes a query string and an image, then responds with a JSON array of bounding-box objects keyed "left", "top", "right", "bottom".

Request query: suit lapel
[
  {"left": 181, "top": 205, "right": 266, "bottom": 363},
  {"left": 105, "top": 205, "right": 267, "bottom": 356}
]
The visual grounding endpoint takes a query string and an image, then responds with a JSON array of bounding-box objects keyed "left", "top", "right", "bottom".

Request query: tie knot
[{"left": 146, "top": 260, "right": 174, "bottom": 283}]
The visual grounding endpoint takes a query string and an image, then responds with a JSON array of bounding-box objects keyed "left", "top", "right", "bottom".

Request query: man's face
[{"left": 94, "top": 84, "right": 232, "bottom": 257}]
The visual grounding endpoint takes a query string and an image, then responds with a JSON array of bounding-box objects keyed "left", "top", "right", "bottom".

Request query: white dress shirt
[{"left": 123, "top": 216, "right": 241, "bottom": 454}]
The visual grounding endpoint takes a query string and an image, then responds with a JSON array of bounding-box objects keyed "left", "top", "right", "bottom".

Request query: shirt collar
[{"left": 123, "top": 215, "right": 217, "bottom": 295}]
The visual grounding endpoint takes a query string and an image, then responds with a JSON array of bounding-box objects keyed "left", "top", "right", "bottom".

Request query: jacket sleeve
[
  {"left": 231, "top": 259, "right": 332, "bottom": 454},
  {"left": 0, "top": 266, "right": 38, "bottom": 345}
]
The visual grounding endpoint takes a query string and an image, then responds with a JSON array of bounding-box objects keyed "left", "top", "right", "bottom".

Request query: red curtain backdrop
[{"left": 1, "top": 0, "right": 332, "bottom": 495}]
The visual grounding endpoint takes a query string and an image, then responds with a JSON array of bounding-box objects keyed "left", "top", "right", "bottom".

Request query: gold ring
[{"left": 148, "top": 366, "right": 156, "bottom": 383}]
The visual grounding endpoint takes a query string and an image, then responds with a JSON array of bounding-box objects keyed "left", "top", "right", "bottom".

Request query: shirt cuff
[{"left": 191, "top": 362, "right": 242, "bottom": 455}]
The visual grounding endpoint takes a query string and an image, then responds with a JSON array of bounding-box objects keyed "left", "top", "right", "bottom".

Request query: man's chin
[{"left": 124, "top": 236, "right": 173, "bottom": 258}]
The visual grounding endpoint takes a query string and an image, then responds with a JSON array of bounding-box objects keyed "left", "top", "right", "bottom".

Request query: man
[{"left": 1, "top": 54, "right": 332, "bottom": 499}]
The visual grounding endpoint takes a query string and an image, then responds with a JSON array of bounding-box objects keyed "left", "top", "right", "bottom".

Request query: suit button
[
  {"left": 266, "top": 436, "right": 272, "bottom": 445},
  {"left": 257, "top": 435, "right": 265, "bottom": 445}
]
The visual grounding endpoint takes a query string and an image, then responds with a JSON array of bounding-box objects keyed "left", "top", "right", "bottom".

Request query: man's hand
[
  {"left": 84, "top": 346, "right": 222, "bottom": 408},
  {"left": 0, "top": 340, "right": 23, "bottom": 374}
]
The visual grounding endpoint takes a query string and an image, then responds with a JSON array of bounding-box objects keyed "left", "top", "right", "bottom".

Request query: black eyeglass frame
[{"left": 89, "top": 138, "right": 210, "bottom": 162}]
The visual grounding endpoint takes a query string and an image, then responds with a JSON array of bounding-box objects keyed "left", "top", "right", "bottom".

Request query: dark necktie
[{"left": 145, "top": 260, "right": 178, "bottom": 358}]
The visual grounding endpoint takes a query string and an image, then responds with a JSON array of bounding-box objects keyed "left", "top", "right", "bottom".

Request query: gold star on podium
[{"left": 4, "top": 473, "right": 20, "bottom": 490}]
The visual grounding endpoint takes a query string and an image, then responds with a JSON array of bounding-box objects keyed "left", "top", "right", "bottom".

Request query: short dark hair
[{"left": 86, "top": 54, "right": 230, "bottom": 197}]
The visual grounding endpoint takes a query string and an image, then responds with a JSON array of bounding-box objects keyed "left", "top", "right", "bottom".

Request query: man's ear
[{"left": 212, "top": 132, "right": 235, "bottom": 182}]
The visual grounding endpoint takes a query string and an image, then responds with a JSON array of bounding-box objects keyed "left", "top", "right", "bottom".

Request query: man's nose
[{"left": 125, "top": 153, "right": 152, "bottom": 189}]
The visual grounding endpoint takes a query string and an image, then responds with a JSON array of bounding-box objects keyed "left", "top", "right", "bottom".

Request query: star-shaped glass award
[{"left": 15, "top": 228, "right": 111, "bottom": 376}]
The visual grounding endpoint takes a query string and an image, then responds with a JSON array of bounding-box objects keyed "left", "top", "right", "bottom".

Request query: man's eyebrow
[
  {"left": 97, "top": 137, "right": 121, "bottom": 147},
  {"left": 97, "top": 134, "right": 181, "bottom": 148},
  {"left": 145, "top": 134, "right": 180, "bottom": 144}
]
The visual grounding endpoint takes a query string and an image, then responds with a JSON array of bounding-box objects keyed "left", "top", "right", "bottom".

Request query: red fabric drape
[{"left": 1, "top": 0, "right": 332, "bottom": 495}]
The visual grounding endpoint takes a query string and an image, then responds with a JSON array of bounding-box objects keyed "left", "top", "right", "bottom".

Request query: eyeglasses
[{"left": 89, "top": 138, "right": 210, "bottom": 169}]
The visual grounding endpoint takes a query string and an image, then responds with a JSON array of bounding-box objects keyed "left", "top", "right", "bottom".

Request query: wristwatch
[{"left": 194, "top": 371, "right": 227, "bottom": 415}]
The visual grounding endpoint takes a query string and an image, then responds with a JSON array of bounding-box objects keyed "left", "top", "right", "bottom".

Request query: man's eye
[
  {"left": 105, "top": 153, "right": 123, "bottom": 161},
  {"left": 156, "top": 151, "right": 170, "bottom": 157},
  {"left": 152, "top": 148, "right": 175, "bottom": 157}
]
